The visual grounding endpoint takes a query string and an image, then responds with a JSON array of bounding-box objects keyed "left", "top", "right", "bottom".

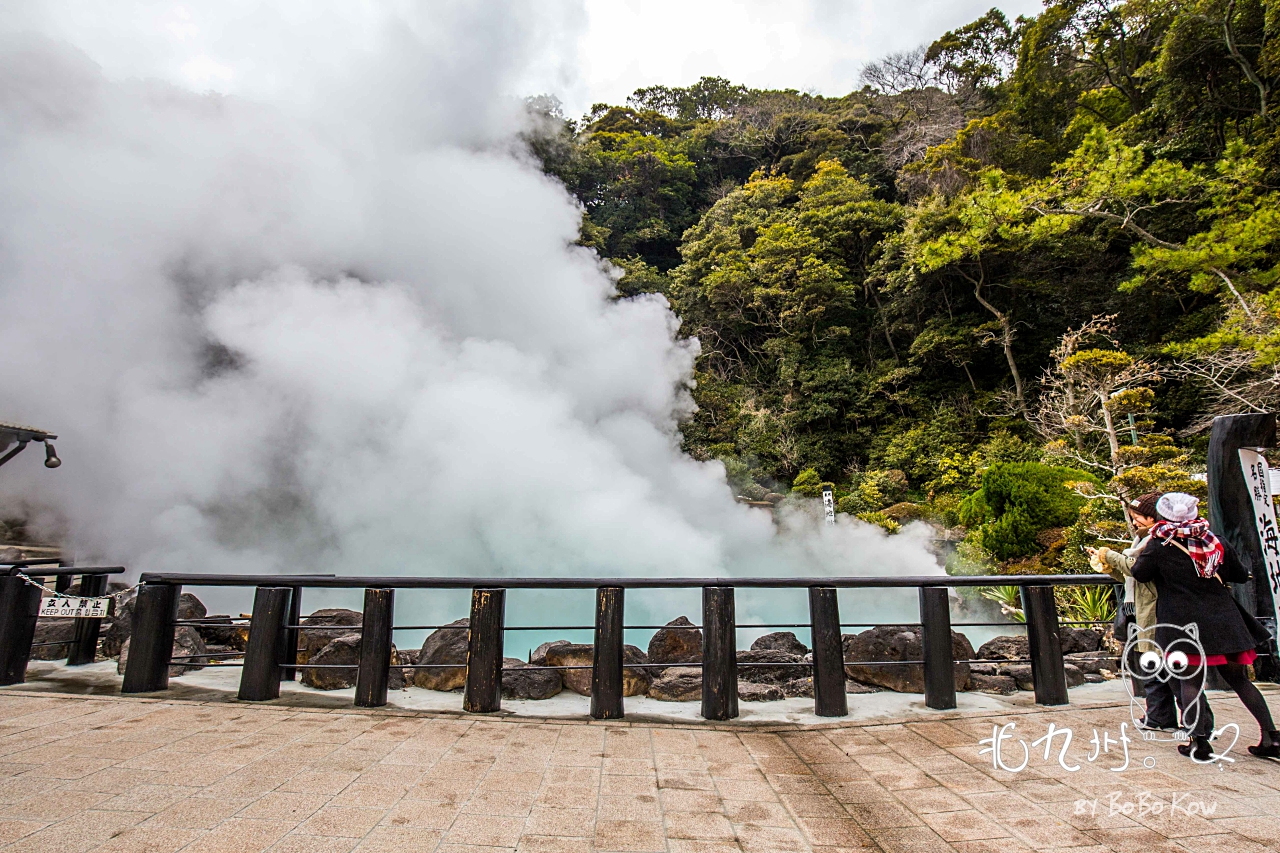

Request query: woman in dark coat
[{"left": 1130, "top": 492, "right": 1279, "bottom": 761}]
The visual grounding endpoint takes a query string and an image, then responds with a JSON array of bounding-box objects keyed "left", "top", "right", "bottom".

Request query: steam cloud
[{"left": 0, "top": 7, "right": 943, "bottom": 619}]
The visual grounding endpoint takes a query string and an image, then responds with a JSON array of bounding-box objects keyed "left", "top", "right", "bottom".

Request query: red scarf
[{"left": 1151, "top": 518, "right": 1224, "bottom": 578}]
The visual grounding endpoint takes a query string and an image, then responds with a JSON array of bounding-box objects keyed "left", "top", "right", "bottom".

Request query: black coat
[{"left": 1130, "top": 536, "right": 1256, "bottom": 656}]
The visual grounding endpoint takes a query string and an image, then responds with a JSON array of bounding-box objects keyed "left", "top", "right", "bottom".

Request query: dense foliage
[{"left": 526, "top": 0, "right": 1280, "bottom": 573}]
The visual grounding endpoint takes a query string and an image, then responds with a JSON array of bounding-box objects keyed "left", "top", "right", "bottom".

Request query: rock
[
  {"left": 738, "top": 682, "right": 785, "bottom": 702},
  {"left": 414, "top": 619, "right": 470, "bottom": 691},
  {"left": 30, "top": 617, "right": 75, "bottom": 660},
  {"left": 195, "top": 616, "right": 248, "bottom": 651},
  {"left": 501, "top": 658, "right": 562, "bottom": 700},
  {"left": 302, "top": 634, "right": 361, "bottom": 690},
  {"left": 750, "top": 632, "right": 808, "bottom": 656},
  {"left": 545, "top": 643, "right": 650, "bottom": 696},
  {"left": 1084, "top": 673, "right": 1105, "bottom": 684},
  {"left": 1063, "top": 663, "right": 1085, "bottom": 688},
  {"left": 101, "top": 587, "right": 138, "bottom": 658},
  {"left": 1065, "top": 652, "right": 1118, "bottom": 675},
  {"left": 735, "top": 649, "right": 807, "bottom": 684},
  {"left": 781, "top": 677, "right": 814, "bottom": 698},
  {"left": 531, "top": 640, "right": 570, "bottom": 666},
  {"left": 647, "top": 617, "right": 701, "bottom": 672},
  {"left": 970, "top": 674, "right": 1018, "bottom": 695},
  {"left": 969, "top": 663, "right": 997, "bottom": 676},
  {"left": 116, "top": 626, "right": 207, "bottom": 678},
  {"left": 299, "top": 609, "right": 363, "bottom": 665},
  {"left": 649, "top": 667, "right": 702, "bottom": 702},
  {"left": 1061, "top": 627, "right": 1105, "bottom": 654},
  {"left": 842, "top": 626, "right": 974, "bottom": 693},
  {"left": 976, "top": 635, "right": 1028, "bottom": 662},
  {"left": 102, "top": 589, "right": 207, "bottom": 659},
  {"left": 1004, "top": 665, "right": 1034, "bottom": 690},
  {"left": 845, "top": 679, "right": 880, "bottom": 694}
]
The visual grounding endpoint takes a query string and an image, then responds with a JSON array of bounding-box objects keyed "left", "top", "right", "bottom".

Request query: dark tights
[{"left": 1178, "top": 664, "right": 1277, "bottom": 743}]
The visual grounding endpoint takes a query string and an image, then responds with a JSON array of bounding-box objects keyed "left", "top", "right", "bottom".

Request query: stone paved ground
[{"left": 1, "top": 689, "right": 1279, "bottom": 852}]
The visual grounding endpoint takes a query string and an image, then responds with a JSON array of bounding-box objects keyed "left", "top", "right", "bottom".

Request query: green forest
[{"left": 524, "top": 0, "right": 1280, "bottom": 579}]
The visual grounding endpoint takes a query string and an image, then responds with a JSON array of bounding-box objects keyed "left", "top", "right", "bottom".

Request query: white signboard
[
  {"left": 1239, "top": 448, "right": 1280, "bottom": 632},
  {"left": 822, "top": 487, "right": 835, "bottom": 525},
  {"left": 39, "top": 595, "right": 112, "bottom": 619}
]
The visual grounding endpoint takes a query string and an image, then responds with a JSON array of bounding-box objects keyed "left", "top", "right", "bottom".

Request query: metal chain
[{"left": 16, "top": 572, "right": 114, "bottom": 601}]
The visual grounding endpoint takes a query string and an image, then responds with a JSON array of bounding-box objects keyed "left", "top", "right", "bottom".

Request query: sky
[{"left": 7, "top": 0, "right": 1046, "bottom": 116}]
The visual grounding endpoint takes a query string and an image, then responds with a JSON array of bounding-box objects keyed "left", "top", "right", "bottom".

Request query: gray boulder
[
  {"left": 735, "top": 649, "right": 807, "bottom": 685},
  {"left": 738, "top": 682, "right": 785, "bottom": 702},
  {"left": 30, "top": 618, "right": 75, "bottom": 661},
  {"left": 302, "top": 634, "right": 360, "bottom": 690},
  {"left": 196, "top": 616, "right": 248, "bottom": 650},
  {"left": 970, "top": 673, "right": 1018, "bottom": 695},
  {"left": 1061, "top": 627, "right": 1105, "bottom": 654},
  {"left": 750, "top": 632, "right": 808, "bottom": 656},
  {"left": 299, "top": 609, "right": 363, "bottom": 665},
  {"left": 781, "top": 677, "right": 814, "bottom": 698},
  {"left": 501, "top": 658, "right": 562, "bottom": 700},
  {"left": 116, "top": 626, "right": 207, "bottom": 677},
  {"left": 546, "top": 643, "right": 651, "bottom": 696},
  {"left": 531, "top": 640, "right": 570, "bottom": 666},
  {"left": 414, "top": 619, "right": 469, "bottom": 691},
  {"left": 976, "top": 635, "right": 1028, "bottom": 662},
  {"left": 103, "top": 589, "right": 206, "bottom": 658},
  {"left": 647, "top": 616, "right": 701, "bottom": 672},
  {"left": 842, "top": 625, "right": 974, "bottom": 693},
  {"left": 648, "top": 666, "right": 702, "bottom": 702}
]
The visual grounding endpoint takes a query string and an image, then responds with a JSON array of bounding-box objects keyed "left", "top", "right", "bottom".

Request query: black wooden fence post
[
  {"left": 919, "top": 586, "right": 957, "bottom": 710},
  {"left": 121, "top": 582, "right": 180, "bottom": 693},
  {"left": 283, "top": 585, "right": 302, "bottom": 681},
  {"left": 238, "top": 586, "right": 292, "bottom": 701},
  {"left": 1021, "top": 584, "right": 1068, "bottom": 706},
  {"left": 67, "top": 573, "right": 108, "bottom": 666},
  {"left": 701, "top": 586, "right": 738, "bottom": 721},
  {"left": 0, "top": 574, "right": 42, "bottom": 686},
  {"left": 809, "top": 586, "right": 847, "bottom": 717},
  {"left": 591, "top": 586, "right": 625, "bottom": 720},
  {"left": 356, "top": 588, "right": 394, "bottom": 708},
  {"left": 464, "top": 587, "right": 505, "bottom": 713}
]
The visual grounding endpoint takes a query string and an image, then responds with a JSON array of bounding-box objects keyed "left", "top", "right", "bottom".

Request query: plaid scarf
[{"left": 1152, "top": 518, "right": 1225, "bottom": 578}]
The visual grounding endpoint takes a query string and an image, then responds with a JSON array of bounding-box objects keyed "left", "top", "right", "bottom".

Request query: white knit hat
[{"left": 1156, "top": 492, "right": 1199, "bottom": 523}]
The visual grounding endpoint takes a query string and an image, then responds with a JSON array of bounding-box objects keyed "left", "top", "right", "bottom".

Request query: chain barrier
[{"left": 15, "top": 571, "right": 115, "bottom": 602}]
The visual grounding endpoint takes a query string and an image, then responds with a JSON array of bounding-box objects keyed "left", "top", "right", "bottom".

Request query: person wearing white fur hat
[{"left": 1131, "top": 492, "right": 1279, "bottom": 761}]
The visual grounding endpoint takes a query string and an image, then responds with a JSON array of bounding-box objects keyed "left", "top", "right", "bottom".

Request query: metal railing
[{"left": 107, "top": 572, "right": 1115, "bottom": 721}]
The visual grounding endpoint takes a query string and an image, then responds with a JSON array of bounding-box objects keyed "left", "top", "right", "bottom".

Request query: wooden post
[
  {"left": 121, "top": 583, "right": 180, "bottom": 694},
  {"left": 1207, "top": 413, "right": 1279, "bottom": 681},
  {"left": 238, "top": 586, "right": 292, "bottom": 701},
  {"left": 808, "top": 586, "right": 847, "bottom": 717},
  {"left": 0, "top": 574, "right": 42, "bottom": 685},
  {"left": 54, "top": 575, "right": 71, "bottom": 594},
  {"left": 919, "top": 586, "right": 956, "bottom": 710},
  {"left": 356, "top": 588, "right": 394, "bottom": 708},
  {"left": 701, "top": 586, "right": 738, "bottom": 721},
  {"left": 67, "top": 573, "right": 108, "bottom": 666},
  {"left": 591, "top": 586, "right": 625, "bottom": 720},
  {"left": 283, "top": 585, "right": 301, "bottom": 681},
  {"left": 1021, "top": 585, "right": 1068, "bottom": 706},
  {"left": 464, "top": 588, "right": 505, "bottom": 713}
]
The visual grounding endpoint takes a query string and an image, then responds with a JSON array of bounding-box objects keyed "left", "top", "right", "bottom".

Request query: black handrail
[
  {"left": 107, "top": 570, "right": 1118, "bottom": 722},
  {"left": 138, "top": 572, "right": 1111, "bottom": 588}
]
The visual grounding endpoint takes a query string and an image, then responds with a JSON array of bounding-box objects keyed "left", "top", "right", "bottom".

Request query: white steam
[{"left": 0, "top": 10, "right": 942, "bottom": 609}]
